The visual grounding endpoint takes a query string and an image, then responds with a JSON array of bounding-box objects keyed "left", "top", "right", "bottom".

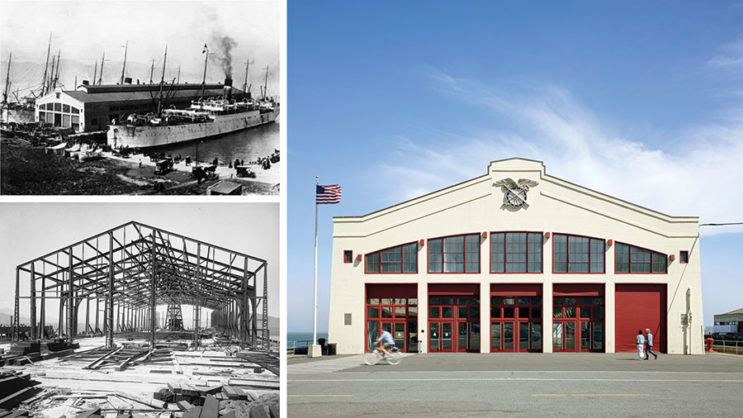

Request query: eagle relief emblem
[{"left": 493, "top": 178, "right": 539, "bottom": 209}]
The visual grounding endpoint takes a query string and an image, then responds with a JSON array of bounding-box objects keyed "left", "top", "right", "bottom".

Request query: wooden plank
[
  {"left": 176, "top": 400, "right": 193, "bottom": 411},
  {"left": 249, "top": 405, "right": 269, "bottom": 418},
  {"left": 116, "top": 349, "right": 150, "bottom": 371},
  {"left": 182, "top": 406, "right": 202, "bottom": 418},
  {"left": 84, "top": 347, "right": 123, "bottom": 370},
  {"left": 201, "top": 394, "right": 219, "bottom": 418},
  {"left": 0, "top": 387, "right": 35, "bottom": 408}
]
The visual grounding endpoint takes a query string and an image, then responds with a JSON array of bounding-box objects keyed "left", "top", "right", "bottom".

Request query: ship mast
[
  {"left": 98, "top": 51, "right": 105, "bottom": 85},
  {"left": 262, "top": 65, "right": 269, "bottom": 100},
  {"left": 3, "top": 53, "right": 11, "bottom": 105},
  {"left": 157, "top": 45, "right": 167, "bottom": 114},
  {"left": 200, "top": 45, "right": 209, "bottom": 100},
  {"left": 243, "top": 59, "right": 251, "bottom": 96},
  {"left": 176, "top": 65, "right": 181, "bottom": 84},
  {"left": 52, "top": 50, "right": 61, "bottom": 90},
  {"left": 93, "top": 61, "right": 98, "bottom": 87},
  {"left": 47, "top": 55, "right": 55, "bottom": 94},
  {"left": 149, "top": 59, "right": 154, "bottom": 84},
  {"left": 40, "top": 33, "right": 51, "bottom": 96},
  {"left": 119, "top": 41, "right": 128, "bottom": 85}
]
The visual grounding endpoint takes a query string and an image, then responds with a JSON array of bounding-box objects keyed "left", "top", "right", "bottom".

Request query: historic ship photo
[{"left": 0, "top": 2, "right": 280, "bottom": 195}]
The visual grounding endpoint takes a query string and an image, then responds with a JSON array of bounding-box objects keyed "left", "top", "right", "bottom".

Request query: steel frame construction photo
[{"left": 11, "top": 220, "right": 269, "bottom": 351}]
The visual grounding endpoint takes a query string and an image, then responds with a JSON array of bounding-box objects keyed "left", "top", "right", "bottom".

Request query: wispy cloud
[
  {"left": 708, "top": 37, "right": 743, "bottom": 69},
  {"left": 374, "top": 70, "right": 743, "bottom": 235}
]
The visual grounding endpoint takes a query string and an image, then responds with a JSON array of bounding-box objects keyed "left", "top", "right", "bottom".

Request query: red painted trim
[
  {"left": 544, "top": 232, "right": 550, "bottom": 239},
  {"left": 669, "top": 254, "right": 675, "bottom": 262},
  {"left": 551, "top": 232, "right": 606, "bottom": 275},
  {"left": 613, "top": 241, "right": 668, "bottom": 275},
  {"left": 482, "top": 232, "right": 488, "bottom": 239},
  {"left": 366, "top": 283, "right": 417, "bottom": 298},
  {"left": 490, "top": 283, "right": 542, "bottom": 296},
  {"left": 426, "top": 233, "right": 481, "bottom": 274},
  {"left": 607, "top": 239, "right": 613, "bottom": 247},
  {"left": 679, "top": 251, "right": 689, "bottom": 264},
  {"left": 419, "top": 239, "right": 424, "bottom": 246},
  {"left": 553, "top": 283, "right": 604, "bottom": 297},
  {"left": 364, "top": 241, "right": 419, "bottom": 274},
  {"left": 428, "top": 283, "right": 479, "bottom": 295},
  {"left": 343, "top": 250, "right": 353, "bottom": 264},
  {"left": 489, "top": 231, "right": 544, "bottom": 274}
]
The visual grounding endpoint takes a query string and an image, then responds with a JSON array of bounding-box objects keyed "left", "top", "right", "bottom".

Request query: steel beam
[
  {"left": 30, "top": 263, "right": 36, "bottom": 339},
  {"left": 106, "top": 233, "right": 114, "bottom": 348},
  {"left": 67, "top": 248, "right": 74, "bottom": 342}
]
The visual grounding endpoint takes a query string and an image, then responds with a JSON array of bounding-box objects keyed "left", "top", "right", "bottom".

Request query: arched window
[
  {"left": 428, "top": 234, "right": 480, "bottom": 273},
  {"left": 553, "top": 234, "right": 605, "bottom": 273},
  {"left": 365, "top": 242, "right": 418, "bottom": 273},
  {"left": 490, "top": 232, "right": 543, "bottom": 273},
  {"left": 615, "top": 242, "right": 667, "bottom": 274}
]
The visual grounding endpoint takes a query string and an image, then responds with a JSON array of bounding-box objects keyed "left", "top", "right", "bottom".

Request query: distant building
[
  {"left": 713, "top": 308, "right": 743, "bottom": 335},
  {"left": 328, "top": 158, "right": 705, "bottom": 355},
  {"left": 34, "top": 80, "right": 244, "bottom": 132}
]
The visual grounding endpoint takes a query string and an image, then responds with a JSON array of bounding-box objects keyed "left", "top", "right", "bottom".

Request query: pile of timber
[
  {"left": 0, "top": 371, "right": 41, "bottom": 412},
  {"left": 152, "top": 383, "right": 279, "bottom": 417}
]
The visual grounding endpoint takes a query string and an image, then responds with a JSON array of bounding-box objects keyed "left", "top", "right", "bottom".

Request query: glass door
[
  {"left": 430, "top": 322, "right": 440, "bottom": 351},
  {"left": 441, "top": 322, "right": 453, "bottom": 351}
]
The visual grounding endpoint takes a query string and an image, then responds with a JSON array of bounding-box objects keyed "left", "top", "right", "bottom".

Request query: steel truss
[{"left": 13, "top": 221, "right": 269, "bottom": 350}]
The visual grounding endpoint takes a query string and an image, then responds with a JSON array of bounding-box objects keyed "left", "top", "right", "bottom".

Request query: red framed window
[
  {"left": 365, "top": 242, "right": 418, "bottom": 273},
  {"left": 615, "top": 242, "right": 667, "bottom": 274},
  {"left": 552, "top": 296, "right": 604, "bottom": 352},
  {"left": 490, "top": 232, "right": 543, "bottom": 273},
  {"left": 680, "top": 251, "right": 689, "bottom": 264},
  {"left": 553, "top": 234, "right": 605, "bottom": 273},
  {"left": 490, "top": 296, "right": 542, "bottom": 352},
  {"left": 366, "top": 296, "right": 418, "bottom": 352},
  {"left": 428, "top": 234, "right": 480, "bottom": 273},
  {"left": 343, "top": 250, "right": 353, "bottom": 263}
]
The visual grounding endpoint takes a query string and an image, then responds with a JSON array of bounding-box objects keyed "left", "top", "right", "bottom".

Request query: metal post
[
  {"left": 263, "top": 263, "right": 269, "bottom": 350},
  {"left": 150, "top": 234, "right": 156, "bottom": 349},
  {"left": 13, "top": 267, "right": 19, "bottom": 341},
  {"left": 40, "top": 267, "right": 46, "bottom": 339},
  {"left": 107, "top": 233, "right": 114, "bottom": 348},
  {"left": 95, "top": 296, "right": 99, "bottom": 333},
  {"left": 240, "top": 257, "right": 248, "bottom": 347},
  {"left": 30, "top": 263, "right": 36, "bottom": 339},
  {"left": 85, "top": 297, "right": 90, "bottom": 335},
  {"left": 67, "top": 248, "right": 74, "bottom": 342},
  {"left": 58, "top": 297, "right": 64, "bottom": 338}
]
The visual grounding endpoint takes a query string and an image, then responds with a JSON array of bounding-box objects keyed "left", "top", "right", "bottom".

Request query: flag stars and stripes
[{"left": 316, "top": 184, "right": 341, "bottom": 204}]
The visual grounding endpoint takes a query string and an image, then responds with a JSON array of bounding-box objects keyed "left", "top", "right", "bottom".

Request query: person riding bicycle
[{"left": 377, "top": 329, "right": 395, "bottom": 356}]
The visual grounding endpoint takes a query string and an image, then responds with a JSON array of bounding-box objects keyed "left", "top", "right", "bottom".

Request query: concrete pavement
[{"left": 288, "top": 352, "right": 743, "bottom": 417}]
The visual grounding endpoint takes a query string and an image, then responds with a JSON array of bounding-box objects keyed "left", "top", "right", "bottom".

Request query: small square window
[
  {"left": 344, "top": 250, "right": 353, "bottom": 263},
  {"left": 680, "top": 251, "right": 689, "bottom": 264}
]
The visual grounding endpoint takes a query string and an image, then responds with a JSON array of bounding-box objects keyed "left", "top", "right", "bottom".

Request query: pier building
[
  {"left": 328, "top": 158, "right": 704, "bottom": 355},
  {"left": 34, "top": 81, "right": 244, "bottom": 133}
]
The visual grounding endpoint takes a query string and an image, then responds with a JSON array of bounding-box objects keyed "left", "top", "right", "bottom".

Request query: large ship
[{"left": 107, "top": 83, "right": 279, "bottom": 149}]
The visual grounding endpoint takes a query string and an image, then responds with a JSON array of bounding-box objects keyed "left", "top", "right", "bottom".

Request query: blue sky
[{"left": 288, "top": 1, "right": 743, "bottom": 332}]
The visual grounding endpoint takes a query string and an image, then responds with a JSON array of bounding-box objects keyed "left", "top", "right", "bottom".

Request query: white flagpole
[{"left": 312, "top": 176, "right": 319, "bottom": 353}]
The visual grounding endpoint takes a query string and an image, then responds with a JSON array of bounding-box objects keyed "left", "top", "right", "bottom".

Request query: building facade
[
  {"left": 713, "top": 308, "right": 743, "bottom": 335},
  {"left": 328, "top": 158, "right": 704, "bottom": 355}
]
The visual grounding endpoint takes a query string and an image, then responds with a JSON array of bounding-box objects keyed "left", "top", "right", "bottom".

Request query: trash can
[
  {"left": 706, "top": 337, "right": 714, "bottom": 352},
  {"left": 318, "top": 338, "right": 326, "bottom": 347},
  {"left": 327, "top": 343, "right": 337, "bottom": 355}
]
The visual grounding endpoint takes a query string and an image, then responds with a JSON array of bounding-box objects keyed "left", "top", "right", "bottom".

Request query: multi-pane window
[
  {"left": 428, "top": 234, "right": 480, "bottom": 273},
  {"left": 365, "top": 242, "right": 418, "bottom": 273},
  {"left": 490, "top": 232, "right": 543, "bottom": 273},
  {"left": 366, "top": 297, "right": 418, "bottom": 352},
  {"left": 553, "top": 234, "right": 605, "bottom": 273},
  {"left": 615, "top": 243, "right": 667, "bottom": 273}
]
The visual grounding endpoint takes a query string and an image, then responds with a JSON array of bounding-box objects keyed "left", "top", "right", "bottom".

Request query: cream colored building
[{"left": 328, "top": 158, "right": 703, "bottom": 355}]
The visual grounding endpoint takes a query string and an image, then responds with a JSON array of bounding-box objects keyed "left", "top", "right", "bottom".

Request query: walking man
[
  {"left": 645, "top": 328, "right": 658, "bottom": 360},
  {"left": 636, "top": 329, "right": 646, "bottom": 360}
]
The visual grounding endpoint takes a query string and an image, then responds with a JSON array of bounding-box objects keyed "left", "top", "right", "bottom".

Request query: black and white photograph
[
  {"left": 0, "top": 202, "right": 280, "bottom": 415},
  {"left": 0, "top": 1, "right": 280, "bottom": 195}
]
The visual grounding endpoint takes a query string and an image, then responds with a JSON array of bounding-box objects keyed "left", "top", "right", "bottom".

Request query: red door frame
[
  {"left": 428, "top": 284, "right": 479, "bottom": 353},
  {"left": 365, "top": 284, "right": 418, "bottom": 353},
  {"left": 552, "top": 284, "right": 605, "bottom": 353},
  {"left": 490, "top": 284, "right": 542, "bottom": 353}
]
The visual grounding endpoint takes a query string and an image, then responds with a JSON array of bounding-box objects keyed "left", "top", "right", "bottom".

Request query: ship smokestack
[
  {"left": 124, "top": 77, "right": 132, "bottom": 85},
  {"left": 82, "top": 80, "right": 89, "bottom": 86},
  {"left": 224, "top": 77, "right": 233, "bottom": 100}
]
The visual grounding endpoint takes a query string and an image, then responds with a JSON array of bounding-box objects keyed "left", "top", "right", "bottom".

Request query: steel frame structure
[{"left": 13, "top": 221, "right": 269, "bottom": 350}]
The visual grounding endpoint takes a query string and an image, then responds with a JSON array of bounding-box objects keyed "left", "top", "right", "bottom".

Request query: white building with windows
[{"left": 328, "top": 158, "right": 704, "bottom": 355}]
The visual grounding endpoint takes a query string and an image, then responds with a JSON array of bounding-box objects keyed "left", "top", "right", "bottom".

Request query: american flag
[{"left": 316, "top": 184, "right": 341, "bottom": 204}]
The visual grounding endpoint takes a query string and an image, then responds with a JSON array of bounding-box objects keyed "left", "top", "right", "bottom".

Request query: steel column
[
  {"left": 13, "top": 267, "right": 19, "bottom": 341},
  {"left": 40, "top": 266, "right": 46, "bottom": 339},
  {"left": 106, "top": 233, "right": 114, "bottom": 348},
  {"left": 150, "top": 234, "right": 156, "bottom": 348},
  {"left": 67, "top": 248, "right": 74, "bottom": 342},
  {"left": 30, "top": 263, "right": 36, "bottom": 339}
]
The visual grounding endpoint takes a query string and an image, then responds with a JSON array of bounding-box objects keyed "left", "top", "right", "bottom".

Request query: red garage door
[{"left": 615, "top": 284, "right": 666, "bottom": 353}]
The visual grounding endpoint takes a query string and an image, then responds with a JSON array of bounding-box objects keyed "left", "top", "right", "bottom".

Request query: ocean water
[
  {"left": 155, "top": 121, "right": 279, "bottom": 166},
  {"left": 288, "top": 332, "right": 328, "bottom": 348}
]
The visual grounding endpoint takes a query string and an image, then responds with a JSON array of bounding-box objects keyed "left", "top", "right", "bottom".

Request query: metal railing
[
  {"left": 712, "top": 339, "right": 743, "bottom": 355},
  {"left": 287, "top": 339, "right": 312, "bottom": 354}
]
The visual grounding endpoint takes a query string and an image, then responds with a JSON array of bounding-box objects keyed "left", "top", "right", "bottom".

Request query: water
[
  {"left": 288, "top": 331, "right": 328, "bottom": 349},
  {"left": 155, "top": 122, "right": 279, "bottom": 165}
]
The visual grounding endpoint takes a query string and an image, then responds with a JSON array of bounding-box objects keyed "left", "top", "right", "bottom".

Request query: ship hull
[{"left": 107, "top": 109, "right": 278, "bottom": 149}]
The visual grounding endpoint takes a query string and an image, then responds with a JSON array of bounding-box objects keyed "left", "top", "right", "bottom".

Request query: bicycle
[{"left": 363, "top": 346, "right": 402, "bottom": 365}]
